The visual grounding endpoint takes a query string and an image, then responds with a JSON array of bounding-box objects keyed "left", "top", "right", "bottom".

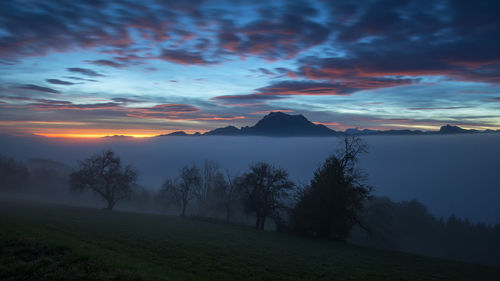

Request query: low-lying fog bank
[{"left": 1, "top": 133, "right": 499, "bottom": 224}]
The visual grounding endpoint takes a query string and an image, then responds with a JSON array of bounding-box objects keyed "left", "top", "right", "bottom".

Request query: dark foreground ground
[{"left": 1, "top": 200, "right": 499, "bottom": 281}]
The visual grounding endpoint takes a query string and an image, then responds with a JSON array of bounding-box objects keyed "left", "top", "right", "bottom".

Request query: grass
[{"left": 1, "top": 200, "right": 499, "bottom": 280}]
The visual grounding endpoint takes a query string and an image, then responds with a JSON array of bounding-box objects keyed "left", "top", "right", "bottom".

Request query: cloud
[
  {"left": 217, "top": 2, "right": 330, "bottom": 60},
  {"left": 26, "top": 102, "right": 120, "bottom": 111},
  {"left": 159, "top": 49, "right": 216, "bottom": 65},
  {"left": 64, "top": 76, "right": 98, "bottom": 82},
  {"left": 67, "top": 68, "right": 104, "bottom": 77},
  {"left": 407, "top": 106, "right": 472, "bottom": 111},
  {"left": 310, "top": 0, "right": 500, "bottom": 84},
  {"left": 213, "top": 78, "right": 412, "bottom": 104},
  {"left": 0, "top": 0, "right": 498, "bottom": 80},
  {"left": 140, "top": 104, "right": 200, "bottom": 114},
  {"left": 0, "top": 95, "right": 34, "bottom": 102},
  {"left": 257, "top": 68, "right": 275, "bottom": 76},
  {"left": 256, "top": 81, "right": 354, "bottom": 96},
  {"left": 86, "top": 59, "right": 126, "bottom": 68},
  {"left": 45, "top": 79, "right": 76, "bottom": 85},
  {"left": 211, "top": 78, "right": 413, "bottom": 107},
  {"left": 15, "top": 84, "right": 60, "bottom": 94},
  {"left": 111, "top": 98, "right": 143, "bottom": 103}
]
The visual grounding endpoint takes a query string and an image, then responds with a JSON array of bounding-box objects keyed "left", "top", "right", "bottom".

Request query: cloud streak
[
  {"left": 15, "top": 84, "right": 60, "bottom": 94},
  {"left": 67, "top": 68, "right": 104, "bottom": 77}
]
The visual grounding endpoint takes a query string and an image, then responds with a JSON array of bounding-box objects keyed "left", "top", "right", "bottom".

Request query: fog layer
[{"left": 1, "top": 134, "right": 499, "bottom": 224}]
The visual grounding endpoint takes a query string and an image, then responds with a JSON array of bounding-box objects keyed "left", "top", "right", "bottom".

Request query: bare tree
[
  {"left": 196, "top": 160, "right": 219, "bottom": 214},
  {"left": 222, "top": 170, "right": 239, "bottom": 221},
  {"left": 177, "top": 164, "right": 201, "bottom": 216},
  {"left": 70, "top": 150, "right": 137, "bottom": 210},
  {"left": 158, "top": 178, "right": 179, "bottom": 211},
  {"left": 239, "top": 162, "right": 294, "bottom": 230}
]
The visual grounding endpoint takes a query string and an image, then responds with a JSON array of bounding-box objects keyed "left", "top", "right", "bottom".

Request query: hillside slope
[{"left": 1, "top": 200, "right": 499, "bottom": 281}]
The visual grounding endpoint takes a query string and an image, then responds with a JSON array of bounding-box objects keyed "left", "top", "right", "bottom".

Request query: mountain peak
[
  {"left": 439, "top": 124, "right": 469, "bottom": 134},
  {"left": 241, "top": 111, "right": 336, "bottom": 136}
]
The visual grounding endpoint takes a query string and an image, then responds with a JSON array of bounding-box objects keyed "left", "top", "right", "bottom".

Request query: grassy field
[{"left": 1, "top": 200, "right": 499, "bottom": 281}]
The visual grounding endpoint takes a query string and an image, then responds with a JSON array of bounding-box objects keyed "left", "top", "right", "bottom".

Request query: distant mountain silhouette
[
  {"left": 163, "top": 131, "right": 191, "bottom": 136},
  {"left": 239, "top": 112, "right": 336, "bottom": 136},
  {"left": 160, "top": 131, "right": 202, "bottom": 136},
  {"left": 438, "top": 124, "right": 477, "bottom": 134},
  {"left": 158, "top": 112, "right": 499, "bottom": 137},
  {"left": 203, "top": 126, "right": 241, "bottom": 136}
]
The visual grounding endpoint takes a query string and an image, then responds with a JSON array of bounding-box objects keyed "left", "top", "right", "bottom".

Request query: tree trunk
[
  {"left": 255, "top": 215, "right": 261, "bottom": 229},
  {"left": 181, "top": 202, "right": 187, "bottom": 217},
  {"left": 105, "top": 200, "right": 115, "bottom": 211},
  {"left": 226, "top": 207, "right": 230, "bottom": 222},
  {"left": 260, "top": 215, "right": 266, "bottom": 230}
]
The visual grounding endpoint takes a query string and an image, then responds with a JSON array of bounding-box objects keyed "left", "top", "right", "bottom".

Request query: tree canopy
[
  {"left": 291, "top": 135, "right": 371, "bottom": 240},
  {"left": 239, "top": 162, "right": 294, "bottom": 230},
  {"left": 70, "top": 150, "right": 137, "bottom": 210}
]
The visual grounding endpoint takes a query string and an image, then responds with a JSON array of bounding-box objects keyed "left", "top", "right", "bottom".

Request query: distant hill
[
  {"left": 160, "top": 131, "right": 201, "bottom": 137},
  {"left": 203, "top": 126, "right": 241, "bottom": 136},
  {"left": 158, "top": 112, "right": 499, "bottom": 137},
  {"left": 26, "top": 158, "right": 73, "bottom": 175}
]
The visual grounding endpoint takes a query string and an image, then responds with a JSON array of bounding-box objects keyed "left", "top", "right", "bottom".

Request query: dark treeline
[
  {"left": 351, "top": 197, "right": 500, "bottom": 267},
  {"left": 0, "top": 154, "right": 70, "bottom": 196},
  {"left": 1, "top": 137, "right": 500, "bottom": 267}
]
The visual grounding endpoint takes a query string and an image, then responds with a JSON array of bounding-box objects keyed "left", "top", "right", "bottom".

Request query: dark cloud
[
  {"left": 86, "top": 59, "right": 126, "bottom": 68},
  {"left": 1, "top": 0, "right": 498, "bottom": 80},
  {"left": 257, "top": 79, "right": 414, "bottom": 96},
  {"left": 257, "top": 68, "right": 274, "bottom": 76},
  {"left": 33, "top": 99, "right": 72, "bottom": 105},
  {"left": 10, "top": 98, "right": 217, "bottom": 122},
  {"left": 0, "top": 0, "right": 203, "bottom": 59},
  {"left": 217, "top": 2, "right": 330, "bottom": 60},
  {"left": 26, "top": 102, "right": 120, "bottom": 111},
  {"left": 308, "top": 0, "right": 500, "bottom": 84},
  {"left": 212, "top": 78, "right": 415, "bottom": 106},
  {"left": 45, "top": 79, "right": 76, "bottom": 85},
  {"left": 64, "top": 76, "right": 98, "bottom": 82},
  {"left": 0, "top": 95, "right": 34, "bottom": 102},
  {"left": 1, "top": 96, "right": 73, "bottom": 105},
  {"left": 159, "top": 49, "right": 216, "bottom": 65},
  {"left": 408, "top": 106, "right": 472, "bottom": 111},
  {"left": 256, "top": 81, "right": 352, "bottom": 96},
  {"left": 142, "top": 104, "right": 199, "bottom": 114},
  {"left": 15, "top": 84, "right": 60, "bottom": 94},
  {"left": 111, "top": 98, "right": 143, "bottom": 103},
  {"left": 67, "top": 68, "right": 104, "bottom": 77},
  {"left": 0, "top": 0, "right": 499, "bottom": 111}
]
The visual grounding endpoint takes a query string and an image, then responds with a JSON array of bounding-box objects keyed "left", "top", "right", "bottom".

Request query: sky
[{"left": 1, "top": 0, "right": 499, "bottom": 138}]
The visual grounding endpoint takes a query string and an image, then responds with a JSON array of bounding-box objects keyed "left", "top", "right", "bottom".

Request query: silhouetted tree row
[
  {"left": 351, "top": 197, "right": 500, "bottom": 266},
  {"left": 0, "top": 154, "right": 70, "bottom": 194}
]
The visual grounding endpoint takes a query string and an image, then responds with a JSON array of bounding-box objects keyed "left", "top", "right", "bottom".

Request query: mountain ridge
[{"left": 160, "top": 112, "right": 499, "bottom": 137}]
